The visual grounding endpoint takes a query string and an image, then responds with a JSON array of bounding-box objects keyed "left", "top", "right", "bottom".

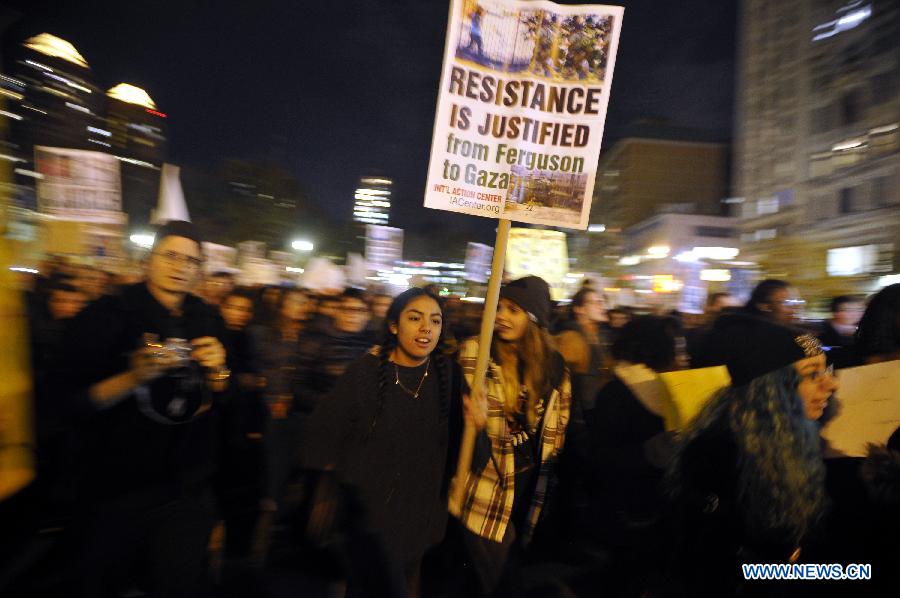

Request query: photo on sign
[
  {"left": 503, "top": 169, "right": 589, "bottom": 226},
  {"left": 34, "top": 146, "right": 122, "bottom": 221},
  {"left": 455, "top": 1, "right": 614, "bottom": 83},
  {"left": 455, "top": 1, "right": 536, "bottom": 72}
]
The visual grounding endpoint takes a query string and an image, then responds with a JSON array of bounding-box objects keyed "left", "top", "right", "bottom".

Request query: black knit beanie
[
  {"left": 499, "top": 276, "right": 551, "bottom": 328},
  {"left": 703, "top": 312, "right": 824, "bottom": 386}
]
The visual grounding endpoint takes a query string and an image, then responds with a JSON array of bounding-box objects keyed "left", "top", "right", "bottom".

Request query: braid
[
  {"left": 434, "top": 352, "right": 449, "bottom": 421},
  {"left": 367, "top": 340, "right": 395, "bottom": 440}
]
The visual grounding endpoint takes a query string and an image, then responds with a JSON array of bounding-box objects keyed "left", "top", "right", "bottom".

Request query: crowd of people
[{"left": 2, "top": 219, "right": 899, "bottom": 598}]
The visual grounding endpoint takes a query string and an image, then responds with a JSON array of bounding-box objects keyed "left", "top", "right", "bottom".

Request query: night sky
[{"left": 3, "top": 0, "right": 737, "bottom": 246}]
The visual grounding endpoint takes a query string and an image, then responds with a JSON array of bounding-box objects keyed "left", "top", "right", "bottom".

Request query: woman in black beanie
[
  {"left": 451, "top": 275, "right": 572, "bottom": 596},
  {"left": 662, "top": 313, "right": 839, "bottom": 596}
]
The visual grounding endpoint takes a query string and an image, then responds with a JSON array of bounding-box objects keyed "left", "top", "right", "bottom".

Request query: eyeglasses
[
  {"left": 154, "top": 250, "right": 203, "bottom": 269},
  {"left": 340, "top": 306, "right": 370, "bottom": 314},
  {"left": 800, "top": 364, "right": 834, "bottom": 384},
  {"left": 778, "top": 299, "right": 806, "bottom": 307}
]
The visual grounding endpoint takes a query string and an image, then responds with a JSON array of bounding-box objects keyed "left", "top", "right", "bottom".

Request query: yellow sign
[{"left": 659, "top": 366, "right": 731, "bottom": 431}]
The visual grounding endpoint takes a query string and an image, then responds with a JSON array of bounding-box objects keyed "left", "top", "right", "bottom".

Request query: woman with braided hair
[{"left": 303, "top": 287, "right": 464, "bottom": 596}]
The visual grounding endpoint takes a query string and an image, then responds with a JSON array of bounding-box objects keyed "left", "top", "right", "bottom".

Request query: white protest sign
[
  {"left": 464, "top": 241, "right": 493, "bottom": 283},
  {"left": 365, "top": 224, "right": 404, "bottom": 271},
  {"left": 821, "top": 360, "right": 900, "bottom": 458},
  {"left": 35, "top": 146, "right": 123, "bottom": 223},
  {"left": 425, "top": 0, "right": 623, "bottom": 229}
]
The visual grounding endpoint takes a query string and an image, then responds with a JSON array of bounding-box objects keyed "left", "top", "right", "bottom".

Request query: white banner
[
  {"left": 365, "top": 224, "right": 404, "bottom": 271},
  {"left": 424, "top": 0, "right": 623, "bottom": 229},
  {"left": 465, "top": 241, "right": 494, "bottom": 282},
  {"left": 821, "top": 360, "right": 900, "bottom": 458},
  {"left": 34, "top": 146, "right": 122, "bottom": 223}
]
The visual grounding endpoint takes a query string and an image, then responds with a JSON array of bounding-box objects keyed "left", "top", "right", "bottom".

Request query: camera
[
  {"left": 145, "top": 336, "right": 193, "bottom": 370},
  {"left": 162, "top": 338, "right": 193, "bottom": 368}
]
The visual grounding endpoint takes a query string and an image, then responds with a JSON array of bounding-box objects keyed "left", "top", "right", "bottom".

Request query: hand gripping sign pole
[
  {"left": 449, "top": 217, "right": 510, "bottom": 515},
  {"left": 424, "top": 0, "right": 623, "bottom": 517}
]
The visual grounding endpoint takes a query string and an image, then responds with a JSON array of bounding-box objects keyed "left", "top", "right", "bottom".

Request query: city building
[
  {"left": 352, "top": 174, "right": 392, "bottom": 226},
  {"left": 106, "top": 82, "right": 167, "bottom": 228},
  {"left": 615, "top": 211, "right": 745, "bottom": 311},
  {"left": 734, "top": 0, "right": 899, "bottom": 293},
  {"left": 2, "top": 33, "right": 108, "bottom": 210},
  {"left": 574, "top": 123, "right": 730, "bottom": 273}
]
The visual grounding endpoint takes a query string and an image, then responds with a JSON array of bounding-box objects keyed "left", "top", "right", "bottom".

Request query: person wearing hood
[
  {"left": 584, "top": 316, "right": 681, "bottom": 595},
  {"left": 452, "top": 276, "right": 572, "bottom": 597},
  {"left": 663, "top": 312, "right": 838, "bottom": 596}
]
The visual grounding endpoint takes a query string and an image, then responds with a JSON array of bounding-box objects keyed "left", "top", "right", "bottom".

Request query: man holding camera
[{"left": 59, "top": 220, "right": 227, "bottom": 597}]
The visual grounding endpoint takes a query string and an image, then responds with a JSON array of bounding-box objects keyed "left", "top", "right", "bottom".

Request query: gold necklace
[{"left": 394, "top": 358, "right": 430, "bottom": 399}]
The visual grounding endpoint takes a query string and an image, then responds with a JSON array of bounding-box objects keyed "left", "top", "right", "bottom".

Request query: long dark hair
[
  {"left": 745, "top": 279, "right": 790, "bottom": 316},
  {"left": 367, "top": 287, "right": 449, "bottom": 439},
  {"left": 667, "top": 365, "right": 827, "bottom": 545},
  {"left": 855, "top": 283, "right": 900, "bottom": 360},
  {"left": 612, "top": 315, "right": 678, "bottom": 372}
]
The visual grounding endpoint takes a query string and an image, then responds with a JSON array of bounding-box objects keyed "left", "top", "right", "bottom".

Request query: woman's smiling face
[{"left": 495, "top": 298, "right": 530, "bottom": 343}]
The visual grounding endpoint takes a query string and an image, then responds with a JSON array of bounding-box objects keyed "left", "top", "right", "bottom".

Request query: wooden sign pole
[{"left": 449, "top": 218, "right": 511, "bottom": 515}]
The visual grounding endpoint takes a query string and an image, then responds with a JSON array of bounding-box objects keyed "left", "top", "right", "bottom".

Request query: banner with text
[
  {"left": 425, "top": 0, "right": 623, "bottom": 229},
  {"left": 35, "top": 146, "right": 123, "bottom": 224}
]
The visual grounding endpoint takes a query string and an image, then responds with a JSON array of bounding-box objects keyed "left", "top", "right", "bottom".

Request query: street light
[
  {"left": 291, "top": 239, "right": 314, "bottom": 252},
  {"left": 130, "top": 233, "right": 155, "bottom": 248}
]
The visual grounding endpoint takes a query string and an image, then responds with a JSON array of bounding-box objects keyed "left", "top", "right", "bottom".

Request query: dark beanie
[
  {"left": 499, "top": 276, "right": 551, "bottom": 328},
  {"left": 702, "top": 313, "right": 823, "bottom": 386},
  {"left": 153, "top": 220, "right": 201, "bottom": 250}
]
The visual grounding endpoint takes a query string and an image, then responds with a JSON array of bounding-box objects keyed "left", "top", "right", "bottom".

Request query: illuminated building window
[{"left": 353, "top": 175, "right": 392, "bottom": 226}]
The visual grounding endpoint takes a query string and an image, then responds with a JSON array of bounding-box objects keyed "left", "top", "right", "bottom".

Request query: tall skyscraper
[
  {"left": 734, "top": 0, "right": 899, "bottom": 286},
  {"left": 106, "top": 83, "right": 167, "bottom": 227},
  {"left": 10, "top": 33, "right": 106, "bottom": 154},
  {"left": 352, "top": 175, "right": 392, "bottom": 226},
  {"left": 106, "top": 82, "right": 167, "bottom": 165}
]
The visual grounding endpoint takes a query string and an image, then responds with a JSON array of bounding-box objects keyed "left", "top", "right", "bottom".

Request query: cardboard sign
[
  {"left": 659, "top": 366, "right": 731, "bottom": 431},
  {"left": 821, "top": 360, "right": 900, "bottom": 458},
  {"left": 424, "top": 0, "right": 623, "bottom": 229}
]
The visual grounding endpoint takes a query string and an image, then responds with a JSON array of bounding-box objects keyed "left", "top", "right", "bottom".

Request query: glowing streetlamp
[
  {"left": 291, "top": 239, "right": 314, "bottom": 252},
  {"left": 130, "top": 233, "right": 155, "bottom": 249}
]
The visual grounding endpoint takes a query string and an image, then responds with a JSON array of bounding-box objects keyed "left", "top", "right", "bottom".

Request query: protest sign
[
  {"left": 425, "top": 0, "right": 623, "bottom": 229},
  {"left": 659, "top": 366, "right": 731, "bottom": 431},
  {"left": 365, "top": 224, "right": 404, "bottom": 271},
  {"left": 35, "top": 146, "right": 123, "bottom": 223},
  {"left": 821, "top": 360, "right": 900, "bottom": 458},
  {"left": 431, "top": 0, "right": 624, "bottom": 512},
  {"left": 464, "top": 241, "right": 493, "bottom": 283},
  {"left": 505, "top": 227, "right": 569, "bottom": 298},
  {"left": 202, "top": 242, "right": 237, "bottom": 274}
]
